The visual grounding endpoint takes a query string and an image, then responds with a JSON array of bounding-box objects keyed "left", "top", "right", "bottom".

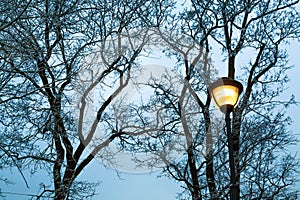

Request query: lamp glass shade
[
  {"left": 209, "top": 77, "right": 243, "bottom": 113},
  {"left": 212, "top": 85, "right": 240, "bottom": 108}
]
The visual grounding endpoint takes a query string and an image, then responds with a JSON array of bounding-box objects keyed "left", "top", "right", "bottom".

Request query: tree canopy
[{"left": 0, "top": 0, "right": 299, "bottom": 199}]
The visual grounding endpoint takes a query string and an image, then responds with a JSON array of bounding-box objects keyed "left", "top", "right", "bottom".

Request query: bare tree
[
  {"left": 0, "top": 0, "right": 174, "bottom": 199},
  {"left": 0, "top": 0, "right": 299, "bottom": 199},
  {"left": 0, "top": 0, "right": 32, "bottom": 31},
  {"left": 116, "top": 0, "right": 300, "bottom": 199}
]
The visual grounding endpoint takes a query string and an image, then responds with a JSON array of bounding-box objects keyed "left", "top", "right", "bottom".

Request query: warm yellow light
[
  {"left": 212, "top": 85, "right": 240, "bottom": 108},
  {"left": 208, "top": 77, "right": 243, "bottom": 113}
]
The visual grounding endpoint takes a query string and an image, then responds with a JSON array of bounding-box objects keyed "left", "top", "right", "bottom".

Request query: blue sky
[
  {"left": 65, "top": 39, "right": 300, "bottom": 200},
  {"left": 92, "top": 41, "right": 300, "bottom": 200},
  {"left": 83, "top": 162, "right": 181, "bottom": 200},
  {"left": 1, "top": 26, "right": 299, "bottom": 200},
  {"left": 1, "top": 1, "right": 299, "bottom": 199}
]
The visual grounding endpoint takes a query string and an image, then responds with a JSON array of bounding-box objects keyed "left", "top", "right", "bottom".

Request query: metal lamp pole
[
  {"left": 208, "top": 77, "right": 243, "bottom": 200},
  {"left": 225, "top": 111, "right": 239, "bottom": 200}
]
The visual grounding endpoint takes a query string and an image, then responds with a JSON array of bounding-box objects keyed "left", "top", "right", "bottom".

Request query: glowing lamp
[{"left": 209, "top": 77, "right": 243, "bottom": 114}]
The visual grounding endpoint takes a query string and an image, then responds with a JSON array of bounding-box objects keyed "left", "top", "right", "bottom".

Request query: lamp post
[{"left": 208, "top": 77, "right": 243, "bottom": 200}]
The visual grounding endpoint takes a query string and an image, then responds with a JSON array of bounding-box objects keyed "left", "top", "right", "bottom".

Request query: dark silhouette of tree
[
  {"left": 0, "top": 0, "right": 299, "bottom": 199},
  {"left": 0, "top": 0, "right": 174, "bottom": 199},
  {"left": 0, "top": 0, "right": 32, "bottom": 31},
  {"left": 115, "top": 0, "right": 300, "bottom": 199}
]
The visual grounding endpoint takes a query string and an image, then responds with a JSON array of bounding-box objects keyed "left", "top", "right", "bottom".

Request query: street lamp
[
  {"left": 208, "top": 77, "right": 243, "bottom": 200},
  {"left": 208, "top": 77, "right": 243, "bottom": 114}
]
